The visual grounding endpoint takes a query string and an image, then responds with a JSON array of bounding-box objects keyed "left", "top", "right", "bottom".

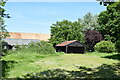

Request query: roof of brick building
[{"left": 2, "top": 38, "right": 40, "bottom": 45}]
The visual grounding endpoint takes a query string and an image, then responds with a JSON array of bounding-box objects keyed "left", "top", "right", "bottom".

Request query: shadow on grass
[
  {"left": 103, "top": 54, "right": 120, "bottom": 60},
  {"left": 2, "top": 60, "right": 16, "bottom": 78},
  {"left": 19, "top": 63, "right": 120, "bottom": 80}
]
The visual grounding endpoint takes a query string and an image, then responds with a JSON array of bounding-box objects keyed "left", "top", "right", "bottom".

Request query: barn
[{"left": 56, "top": 40, "right": 86, "bottom": 53}]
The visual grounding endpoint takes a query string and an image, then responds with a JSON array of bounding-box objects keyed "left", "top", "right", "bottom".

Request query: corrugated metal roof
[
  {"left": 2, "top": 38, "right": 40, "bottom": 45},
  {"left": 56, "top": 40, "right": 78, "bottom": 46}
]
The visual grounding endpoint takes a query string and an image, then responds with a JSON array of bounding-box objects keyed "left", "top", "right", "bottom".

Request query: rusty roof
[{"left": 56, "top": 40, "right": 78, "bottom": 46}]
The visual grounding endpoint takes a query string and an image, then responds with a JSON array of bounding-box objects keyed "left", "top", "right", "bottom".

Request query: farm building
[
  {"left": 56, "top": 40, "right": 86, "bottom": 53},
  {"left": 1, "top": 38, "right": 40, "bottom": 49}
]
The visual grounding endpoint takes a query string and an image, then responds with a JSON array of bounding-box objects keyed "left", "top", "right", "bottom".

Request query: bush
[
  {"left": 115, "top": 40, "right": 120, "bottom": 53},
  {"left": 0, "top": 40, "right": 9, "bottom": 55},
  {"left": 94, "top": 41, "right": 116, "bottom": 53},
  {"left": 28, "top": 41, "right": 55, "bottom": 54},
  {"left": 85, "top": 30, "right": 103, "bottom": 52},
  {"left": 8, "top": 41, "right": 55, "bottom": 55}
]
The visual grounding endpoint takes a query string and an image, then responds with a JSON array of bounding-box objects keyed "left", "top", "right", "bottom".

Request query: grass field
[{"left": 2, "top": 52, "right": 120, "bottom": 79}]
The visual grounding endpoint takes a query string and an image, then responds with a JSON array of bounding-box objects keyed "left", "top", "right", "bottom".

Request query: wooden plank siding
[{"left": 56, "top": 40, "right": 86, "bottom": 53}]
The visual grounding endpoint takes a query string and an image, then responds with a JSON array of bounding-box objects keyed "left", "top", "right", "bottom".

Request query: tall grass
[
  {"left": 1, "top": 41, "right": 57, "bottom": 78},
  {"left": 7, "top": 41, "right": 55, "bottom": 55}
]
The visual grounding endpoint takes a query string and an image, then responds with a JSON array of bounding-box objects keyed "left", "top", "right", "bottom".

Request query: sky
[{"left": 4, "top": 1, "right": 106, "bottom": 34}]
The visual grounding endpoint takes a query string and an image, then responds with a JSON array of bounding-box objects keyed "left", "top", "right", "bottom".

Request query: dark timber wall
[{"left": 56, "top": 41, "right": 86, "bottom": 53}]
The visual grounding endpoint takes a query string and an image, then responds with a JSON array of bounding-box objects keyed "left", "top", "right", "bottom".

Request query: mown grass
[
  {"left": 1, "top": 52, "right": 63, "bottom": 78},
  {"left": 2, "top": 52, "right": 119, "bottom": 78}
]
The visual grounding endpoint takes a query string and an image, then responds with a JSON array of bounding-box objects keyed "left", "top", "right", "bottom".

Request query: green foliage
[
  {"left": 0, "top": 40, "right": 8, "bottom": 55},
  {"left": 0, "top": 0, "right": 10, "bottom": 39},
  {"left": 97, "top": 0, "right": 115, "bottom": 6},
  {"left": 104, "top": 34, "right": 115, "bottom": 41},
  {"left": 49, "top": 12, "right": 99, "bottom": 46},
  {"left": 1, "top": 40, "right": 59, "bottom": 78},
  {"left": 0, "top": 0, "right": 10, "bottom": 18},
  {"left": 115, "top": 40, "right": 120, "bottom": 53},
  {"left": 94, "top": 41, "right": 116, "bottom": 53},
  {"left": 1, "top": 52, "right": 63, "bottom": 78},
  {"left": 28, "top": 41, "right": 55, "bottom": 54},
  {"left": 2, "top": 60, "right": 15, "bottom": 77},
  {"left": 1, "top": 52, "right": 49, "bottom": 78},
  {"left": 8, "top": 41, "right": 55, "bottom": 55},
  {"left": 2, "top": 52, "right": 46, "bottom": 62},
  {"left": 49, "top": 20, "right": 84, "bottom": 46},
  {"left": 23, "top": 63, "right": 120, "bottom": 79},
  {"left": 2, "top": 52, "right": 118, "bottom": 78},
  {"left": 14, "top": 45, "right": 23, "bottom": 49},
  {"left": 98, "top": 1, "right": 120, "bottom": 42},
  {"left": 82, "top": 12, "right": 99, "bottom": 31}
]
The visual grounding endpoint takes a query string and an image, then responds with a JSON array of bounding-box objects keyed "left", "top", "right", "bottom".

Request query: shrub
[
  {"left": 28, "top": 41, "right": 55, "bottom": 54},
  {"left": 85, "top": 30, "right": 103, "bottom": 52},
  {"left": 0, "top": 40, "right": 9, "bottom": 55},
  {"left": 94, "top": 41, "right": 116, "bottom": 53},
  {"left": 115, "top": 40, "right": 120, "bottom": 53},
  {"left": 8, "top": 41, "right": 55, "bottom": 55}
]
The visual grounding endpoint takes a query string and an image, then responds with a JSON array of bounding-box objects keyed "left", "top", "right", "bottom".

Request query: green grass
[
  {"left": 85, "top": 52, "right": 118, "bottom": 57},
  {"left": 2, "top": 52, "right": 119, "bottom": 78}
]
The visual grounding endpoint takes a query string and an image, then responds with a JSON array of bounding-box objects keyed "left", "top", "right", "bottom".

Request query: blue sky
[{"left": 5, "top": 2, "right": 106, "bottom": 34}]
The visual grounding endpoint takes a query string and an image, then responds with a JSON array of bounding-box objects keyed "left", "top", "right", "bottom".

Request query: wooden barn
[{"left": 56, "top": 40, "right": 86, "bottom": 53}]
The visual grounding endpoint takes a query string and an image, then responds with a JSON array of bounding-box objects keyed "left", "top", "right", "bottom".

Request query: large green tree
[
  {"left": 80, "top": 12, "right": 99, "bottom": 31},
  {"left": 49, "top": 12, "right": 99, "bottom": 46},
  {"left": 49, "top": 20, "right": 84, "bottom": 46},
  {"left": 98, "top": 1, "right": 120, "bottom": 42},
  {"left": 0, "top": 0, "right": 10, "bottom": 40}
]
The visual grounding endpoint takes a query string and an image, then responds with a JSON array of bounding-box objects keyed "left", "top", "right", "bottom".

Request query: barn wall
[
  {"left": 67, "top": 46, "right": 84, "bottom": 53},
  {"left": 56, "top": 46, "right": 85, "bottom": 53},
  {"left": 56, "top": 41, "right": 85, "bottom": 53},
  {"left": 56, "top": 46, "right": 66, "bottom": 52},
  {"left": 69, "top": 42, "right": 84, "bottom": 47}
]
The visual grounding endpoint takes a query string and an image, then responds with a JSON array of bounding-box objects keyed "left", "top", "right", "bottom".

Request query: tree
[
  {"left": 96, "top": 0, "right": 115, "bottom": 6},
  {"left": 49, "top": 12, "right": 99, "bottom": 47},
  {"left": 98, "top": 1, "right": 120, "bottom": 42},
  {"left": 49, "top": 20, "right": 84, "bottom": 46},
  {"left": 85, "top": 30, "right": 103, "bottom": 52},
  {"left": 79, "top": 12, "right": 99, "bottom": 31},
  {"left": 0, "top": 0, "right": 10, "bottom": 40}
]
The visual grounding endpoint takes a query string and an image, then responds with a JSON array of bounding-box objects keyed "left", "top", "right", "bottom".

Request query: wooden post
[
  {"left": 0, "top": 22, "right": 2, "bottom": 78},
  {"left": 66, "top": 46, "right": 68, "bottom": 53},
  {"left": 84, "top": 45, "right": 86, "bottom": 54}
]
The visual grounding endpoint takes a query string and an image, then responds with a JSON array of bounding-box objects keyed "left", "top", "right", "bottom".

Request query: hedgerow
[{"left": 9, "top": 41, "right": 55, "bottom": 55}]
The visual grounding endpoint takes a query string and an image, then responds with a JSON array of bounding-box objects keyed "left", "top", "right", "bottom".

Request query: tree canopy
[
  {"left": 96, "top": 0, "right": 115, "bottom": 6},
  {"left": 49, "top": 12, "right": 99, "bottom": 47},
  {"left": 0, "top": 0, "right": 10, "bottom": 39},
  {"left": 81, "top": 12, "right": 99, "bottom": 31},
  {"left": 85, "top": 30, "right": 103, "bottom": 51},
  {"left": 49, "top": 20, "right": 84, "bottom": 46},
  {"left": 98, "top": 1, "right": 120, "bottom": 42}
]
